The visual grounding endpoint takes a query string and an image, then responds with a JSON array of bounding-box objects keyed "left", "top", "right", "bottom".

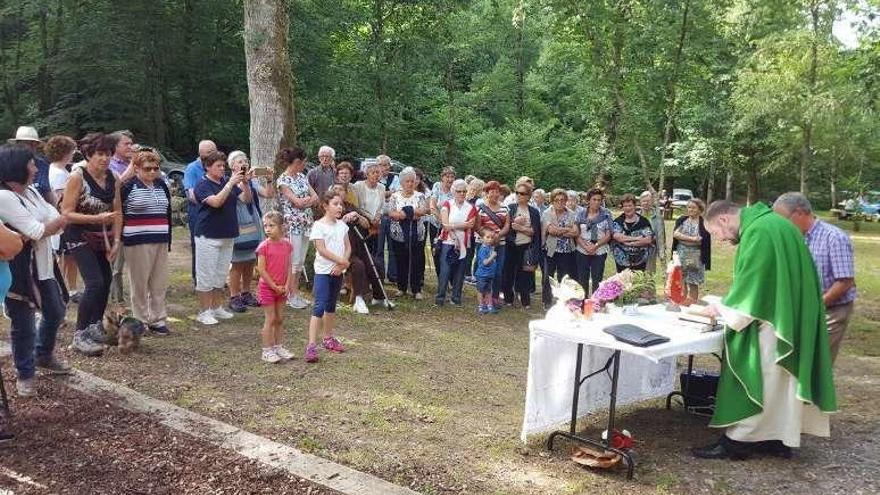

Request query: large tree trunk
[
  {"left": 706, "top": 157, "right": 716, "bottom": 204},
  {"left": 830, "top": 160, "right": 838, "bottom": 209},
  {"left": 657, "top": 0, "right": 690, "bottom": 195},
  {"left": 801, "top": 0, "right": 821, "bottom": 194},
  {"left": 243, "top": 0, "right": 298, "bottom": 170},
  {"left": 371, "top": 0, "right": 388, "bottom": 153}
]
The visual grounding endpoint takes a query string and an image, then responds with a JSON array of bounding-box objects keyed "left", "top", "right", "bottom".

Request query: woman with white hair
[
  {"left": 227, "top": 150, "right": 275, "bottom": 312},
  {"left": 435, "top": 179, "right": 476, "bottom": 306},
  {"left": 387, "top": 167, "right": 428, "bottom": 299}
]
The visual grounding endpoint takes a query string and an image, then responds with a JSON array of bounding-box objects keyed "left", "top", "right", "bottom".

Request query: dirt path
[{"left": 0, "top": 376, "right": 341, "bottom": 495}]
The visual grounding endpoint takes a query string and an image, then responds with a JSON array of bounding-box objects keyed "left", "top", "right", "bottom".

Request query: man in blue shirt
[
  {"left": 183, "top": 140, "right": 217, "bottom": 285},
  {"left": 7, "top": 126, "right": 53, "bottom": 204}
]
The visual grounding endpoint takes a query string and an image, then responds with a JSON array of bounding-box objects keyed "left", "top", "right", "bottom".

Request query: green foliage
[{"left": 0, "top": 0, "right": 878, "bottom": 199}]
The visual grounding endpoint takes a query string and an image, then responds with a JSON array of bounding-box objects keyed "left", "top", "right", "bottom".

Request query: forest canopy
[{"left": 1, "top": 0, "right": 878, "bottom": 206}]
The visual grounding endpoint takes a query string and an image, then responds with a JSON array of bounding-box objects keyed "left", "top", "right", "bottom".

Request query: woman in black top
[
  {"left": 61, "top": 133, "right": 122, "bottom": 334},
  {"left": 610, "top": 193, "right": 654, "bottom": 272}
]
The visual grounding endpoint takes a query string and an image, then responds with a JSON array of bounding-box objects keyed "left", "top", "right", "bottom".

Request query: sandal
[{"left": 570, "top": 446, "right": 622, "bottom": 469}]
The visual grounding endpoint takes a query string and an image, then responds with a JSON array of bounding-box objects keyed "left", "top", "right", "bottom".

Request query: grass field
[{"left": 5, "top": 212, "right": 878, "bottom": 494}]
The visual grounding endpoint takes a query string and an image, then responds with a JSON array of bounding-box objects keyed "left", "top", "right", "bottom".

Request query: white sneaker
[
  {"left": 261, "top": 348, "right": 282, "bottom": 364},
  {"left": 273, "top": 345, "right": 295, "bottom": 360},
  {"left": 212, "top": 306, "right": 234, "bottom": 320},
  {"left": 297, "top": 293, "right": 312, "bottom": 305},
  {"left": 414, "top": 292, "right": 424, "bottom": 300},
  {"left": 353, "top": 296, "right": 370, "bottom": 314},
  {"left": 196, "top": 310, "right": 219, "bottom": 325},
  {"left": 287, "top": 295, "right": 308, "bottom": 309},
  {"left": 371, "top": 298, "right": 385, "bottom": 306}
]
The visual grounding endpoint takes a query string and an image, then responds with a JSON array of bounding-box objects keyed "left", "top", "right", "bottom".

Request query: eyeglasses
[
  {"left": 454, "top": 189, "right": 467, "bottom": 193},
  {"left": 141, "top": 166, "right": 160, "bottom": 172},
  {"left": 517, "top": 191, "right": 530, "bottom": 196}
]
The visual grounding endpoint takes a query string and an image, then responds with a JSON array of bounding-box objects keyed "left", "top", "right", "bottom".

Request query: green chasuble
[{"left": 710, "top": 203, "right": 837, "bottom": 427}]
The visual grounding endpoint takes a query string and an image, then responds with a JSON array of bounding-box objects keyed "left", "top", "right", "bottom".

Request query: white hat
[{"left": 8, "top": 126, "right": 41, "bottom": 144}]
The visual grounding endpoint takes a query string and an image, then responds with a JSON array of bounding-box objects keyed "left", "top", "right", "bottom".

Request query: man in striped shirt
[{"left": 774, "top": 192, "right": 856, "bottom": 363}]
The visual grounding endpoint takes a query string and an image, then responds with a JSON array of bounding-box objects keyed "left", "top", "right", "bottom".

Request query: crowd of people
[{"left": 0, "top": 125, "right": 858, "bottom": 457}]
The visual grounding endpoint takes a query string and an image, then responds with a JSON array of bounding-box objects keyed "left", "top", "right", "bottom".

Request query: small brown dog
[{"left": 102, "top": 307, "right": 142, "bottom": 355}]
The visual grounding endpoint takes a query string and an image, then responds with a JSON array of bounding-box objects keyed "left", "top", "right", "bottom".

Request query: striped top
[{"left": 121, "top": 178, "right": 172, "bottom": 247}]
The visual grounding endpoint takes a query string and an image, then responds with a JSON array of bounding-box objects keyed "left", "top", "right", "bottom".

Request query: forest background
[{"left": 1, "top": 0, "right": 878, "bottom": 207}]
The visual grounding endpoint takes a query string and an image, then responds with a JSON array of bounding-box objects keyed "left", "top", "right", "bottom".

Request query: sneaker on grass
[
  {"left": 212, "top": 306, "right": 234, "bottom": 320},
  {"left": 241, "top": 292, "right": 261, "bottom": 307},
  {"left": 229, "top": 295, "right": 247, "bottom": 313},
  {"left": 35, "top": 356, "right": 71, "bottom": 375},
  {"left": 273, "top": 345, "right": 294, "bottom": 360},
  {"left": 261, "top": 348, "right": 282, "bottom": 364},
  {"left": 353, "top": 296, "right": 369, "bottom": 314},
  {"left": 149, "top": 324, "right": 171, "bottom": 336},
  {"left": 196, "top": 310, "right": 219, "bottom": 325},
  {"left": 322, "top": 336, "right": 345, "bottom": 353},
  {"left": 287, "top": 294, "right": 309, "bottom": 310},
  {"left": 304, "top": 343, "right": 319, "bottom": 363},
  {"left": 16, "top": 377, "right": 35, "bottom": 397}
]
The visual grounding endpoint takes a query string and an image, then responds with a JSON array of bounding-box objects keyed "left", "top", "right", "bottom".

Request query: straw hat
[{"left": 7, "top": 126, "right": 42, "bottom": 144}]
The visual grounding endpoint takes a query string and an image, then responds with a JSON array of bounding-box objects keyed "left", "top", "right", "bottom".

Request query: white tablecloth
[{"left": 520, "top": 304, "right": 724, "bottom": 441}]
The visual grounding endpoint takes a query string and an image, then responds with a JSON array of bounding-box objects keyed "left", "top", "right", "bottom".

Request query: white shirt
[
  {"left": 49, "top": 164, "right": 70, "bottom": 197},
  {"left": 0, "top": 186, "right": 60, "bottom": 280},
  {"left": 309, "top": 218, "right": 349, "bottom": 275},
  {"left": 351, "top": 180, "right": 385, "bottom": 218}
]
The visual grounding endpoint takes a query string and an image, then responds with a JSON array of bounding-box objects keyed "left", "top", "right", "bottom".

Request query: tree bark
[
  {"left": 801, "top": 0, "right": 821, "bottom": 194},
  {"left": 634, "top": 140, "right": 654, "bottom": 193},
  {"left": 658, "top": 0, "right": 690, "bottom": 195},
  {"left": 706, "top": 157, "right": 716, "bottom": 204},
  {"left": 725, "top": 168, "right": 733, "bottom": 201},
  {"left": 243, "top": 0, "right": 298, "bottom": 171}
]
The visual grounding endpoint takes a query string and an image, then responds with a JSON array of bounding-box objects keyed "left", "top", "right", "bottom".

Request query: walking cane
[{"left": 352, "top": 226, "right": 395, "bottom": 310}]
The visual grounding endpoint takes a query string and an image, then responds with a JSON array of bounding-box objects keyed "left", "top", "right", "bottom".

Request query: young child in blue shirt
[{"left": 474, "top": 228, "right": 499, "bottom": 314}]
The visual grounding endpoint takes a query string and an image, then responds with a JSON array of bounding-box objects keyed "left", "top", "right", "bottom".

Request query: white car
[{"left": 671, "top": 188, "right": 694, "bottom": 208}]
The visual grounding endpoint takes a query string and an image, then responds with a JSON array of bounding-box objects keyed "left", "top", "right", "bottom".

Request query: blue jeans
[
  {"left": 435, "top": 244, "right": 466, "bottom": 305},
  {"left": 492, "top": 245, "right": 506, "bottom": 299},
  {"left": 312, "top": 274, "right": 342, "bottom": 317},
  {"left": 378, "top": 215, "right": 397, "bottom": 282},
  {"left": 6, "top": 279, "right": 66, "bottom": 379}
]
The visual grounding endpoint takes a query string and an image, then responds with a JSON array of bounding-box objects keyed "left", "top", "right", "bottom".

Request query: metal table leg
[{"left": 547, "top": 347, "right": 635, "bottom": 479}]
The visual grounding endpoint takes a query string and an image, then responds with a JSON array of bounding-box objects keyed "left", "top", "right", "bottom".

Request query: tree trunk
[
  {"left": 444, "top": 61, "right": 457, "bottom": 166},
  {"left": 371, "top": 0, "right": 388, "bottom": 154},
  {"left": 513, "top": 0, "right": 526, "bottom": 165},
  {"left": 725, "top": 168, "right": 733, "bottom": 201},
  {"left": 801, "top": 0, "right": 821, "bottom": 195},
  {"left": 243, "top": 0, "right": 298, "bottom": 171},
  {"left": 657, "top": 0, "right": 690, "bottom": 195},
  {"left": 830, "top": 160, "right": 837, "bottom": 210},
  {"left": 706, "top": 158, "right": 716, "bottom": 204},
  {"left": 634, "top": 140, "right": 654, "bottom": 193},
  {"left": 746, "top": 155, "right": 759, "bottom": 205}
]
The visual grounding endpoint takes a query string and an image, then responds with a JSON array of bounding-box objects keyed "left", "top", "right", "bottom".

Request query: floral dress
[
  {"left": 389, "top": 191, "right": 427, "bottom": 243},
  {"left": 276, "top": 172, "right": 313, "bottom": 236},
  {"left": 675, "top": 217, "right": 705, "bottom": 285}
]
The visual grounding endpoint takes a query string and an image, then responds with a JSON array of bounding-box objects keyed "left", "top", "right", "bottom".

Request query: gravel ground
[{"left": 0, "top": 375, "right": 341, "bottom": 495}]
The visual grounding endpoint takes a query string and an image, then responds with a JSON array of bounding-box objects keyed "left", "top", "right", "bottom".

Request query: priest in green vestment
[{"left": 692, "top": 200, "right": 837, "bottom": 460}]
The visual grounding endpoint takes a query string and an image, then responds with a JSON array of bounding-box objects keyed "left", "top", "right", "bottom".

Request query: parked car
[
  {"left": 133, "top": 144, "right": 187, "bottom": 196},
  {"left": 837, "top": 191, "right": 880, "bottom": 220},
  {"left": 671, "top": 188, "right": 694, "bottom": 208}
]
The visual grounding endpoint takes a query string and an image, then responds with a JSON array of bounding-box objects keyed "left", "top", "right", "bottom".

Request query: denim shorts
[{"left": 476, "top": 276, "right": 493, "bottom": 294}]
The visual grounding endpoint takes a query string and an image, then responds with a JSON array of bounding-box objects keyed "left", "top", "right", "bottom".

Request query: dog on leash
[{"left": 102, "top": 307, "right": 144, "bottom": 355}]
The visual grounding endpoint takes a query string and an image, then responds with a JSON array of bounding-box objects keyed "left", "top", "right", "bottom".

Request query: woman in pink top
[{"left": 255, "top": 211, "right": 295, "bottom": 364}]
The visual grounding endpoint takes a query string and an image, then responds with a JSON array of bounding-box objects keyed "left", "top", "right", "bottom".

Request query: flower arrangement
[{"left": 591, "top": 269, "right": 656, "bottom": 310}]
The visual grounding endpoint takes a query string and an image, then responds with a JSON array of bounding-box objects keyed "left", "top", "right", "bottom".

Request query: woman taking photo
[
  {"left": 120, "top": 150, "right": 172, "bottom": 335},
  {"left": 62, "top": 133, "right": 122, "bottom": 336},
  {"left": 502, "top": 181, "right": 541, "bottom": 309},
  {"left": 672, "top": 198, "right": 711, "bottom": 305},
  {"left": 435, "top": 179, "right": 475, "bottom": 306},
  {"left": 192, "top": 151, "right": 250, "bottom": 325},
  {"left": 574, "top": 188, "right": 612, "bottom": 295},
  {"left": 611, "top": 193, "right": 654, "bottom": 272},
  {"left": 227, "top": 151, "right": 273, "bottom": 313},
  {"left": 388, "top": 167, "right": 428, "bottom": 299},
  {"left": 0, "top": 144, "right": 70, "bottom": 397},
  {"left": 541, "top": 188, "right": 578, "bottom": 309},
  {"left": 276, "top": 147, "right": 318, "bottom": 310},
  {"left": 474, "top": 181, "right": 509, "bottom": 307}
]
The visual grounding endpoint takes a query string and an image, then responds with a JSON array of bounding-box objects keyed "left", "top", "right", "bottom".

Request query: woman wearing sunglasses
[{"left": 120, "top": 150, "right": 173, "bottom": 335}]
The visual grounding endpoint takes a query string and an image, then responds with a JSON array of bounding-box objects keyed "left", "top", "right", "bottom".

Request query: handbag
[
  {"left": 233, "top": 200, "right": 263, "bottom": 251},
  {"left": 81, "top": 225, "right": 112, "bottom": 252},
  {"left": 521, "top": 245, "right": 537, "bottom": 272}
]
